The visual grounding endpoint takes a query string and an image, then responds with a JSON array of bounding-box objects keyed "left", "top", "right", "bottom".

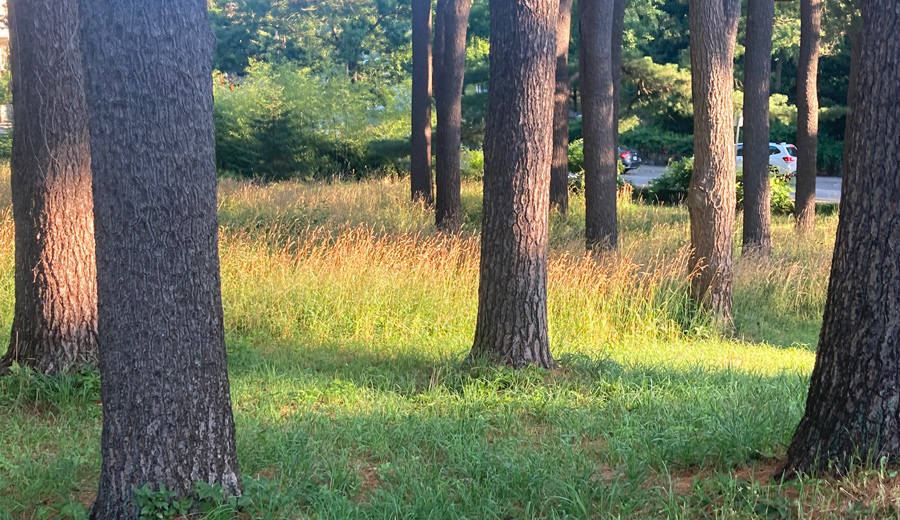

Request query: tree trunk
[
  {"left": 434, "top": 0, "right": 471, "bottom": 232},
  {"left": 0, "top": 0, "right": 98, "bottom": 375},
  {"left": 411, "top": 0, "right": 434, "bottom": 205},
  {"left": 783, "top": 0, "right": 900, "bottom": 475},
  {"left": 741, "top": 0, "right": 775, "bottom": 257},
  {"left": 581, "top": 0, "right": 618, "bottom": 251},
  {"left": 469, "top": 0, "right": 558, "bottom": 369},
  {"left": 550, "top": 0, "right": 574, "bottom": 217},
  {"left": 688, "top": 0, "right": 740, "bottom": 320},
  {"left": 79, "top": 1, "right": 241, "bottom": 517},
  {"left": 793, "top": 0, "right": 821, "bottom": 232}
]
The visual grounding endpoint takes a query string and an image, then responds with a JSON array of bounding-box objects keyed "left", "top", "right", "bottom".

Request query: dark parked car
[{"left": 619, "top": 147, "right": 641, "bottom": 172}]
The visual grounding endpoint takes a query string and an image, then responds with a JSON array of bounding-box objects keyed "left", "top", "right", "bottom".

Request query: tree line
[{"left": 0, "top": 0, "right": 898, "bottom": 516}]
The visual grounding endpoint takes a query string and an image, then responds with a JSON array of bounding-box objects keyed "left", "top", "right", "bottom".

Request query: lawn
[{"left": 5, "top": 176, "right": 896, "bottom": 519}]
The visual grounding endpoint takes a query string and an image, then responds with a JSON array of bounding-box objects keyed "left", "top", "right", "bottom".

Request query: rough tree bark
[
  {"left": 0, "top": 0, "right": 98, "bottom": 375},
  {"left": 469, "top": 0, "right": 558, "bottom": 369},
  {"left": 434, "top": 0, "right": 471, "bottom": 231},
  {"left": 741, "top": 0, "right": 775, "bottom": 256},
  {"left": 549, "top": 0, "right": 574, "bottom": 217},
  {"left": 411, "top": 0, "right": 434, "bottom": 205},
  {"left": 793, "top": 0, "right": 821, "bottom": 232},
  {"left": 783, "top": 0, "right": 900, "bottom": 475},
  {"left": 581, "top": 0, "right": 618, "bottom": 251},
  {"left": 79, "top": 1, "right": 241, "bottom": 517},
  {"left": 688, "top": 0, "right": 740, "bottom": 320}
]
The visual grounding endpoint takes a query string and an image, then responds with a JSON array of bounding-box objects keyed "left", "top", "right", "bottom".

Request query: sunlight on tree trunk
[
  {"left": 794, "top": 0, "right": 821, "bottom": 232},
  {"left": 411, "top": 0, "right": 434, "bottom": 205}
]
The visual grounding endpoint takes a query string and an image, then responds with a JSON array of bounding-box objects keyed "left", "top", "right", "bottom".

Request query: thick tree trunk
[
  {"left": 581, "top": 0, "right": 618, "bottom": 251},
  {"left": 79, "top": 1, "right": 241, "bottom": 517},
  {"left": 434, "top": 0, "right": 471, "bottom": 232},
  {"left": 688, "top": 0, "right": 740, "bottom": 320},
  {"left": 411, "top": 0, "right": 434, "bottom": 205},
  {"left": 0, "top": 0, "right": 98, "bottom": 375},
  {"left": 549, "top": 0, "right": 574, "bottom": 217},
  {"left": 741, "top": 0, "right": 775, "bottom": 257},
  {"left": 469, "top": 0, "right": 558, "bottom": 369},
  {"left": 783, "top": 0, "right": 900, "bottom": 475},
  {"left": 793, "top": 0, "right": 821, "bottom": 232}
]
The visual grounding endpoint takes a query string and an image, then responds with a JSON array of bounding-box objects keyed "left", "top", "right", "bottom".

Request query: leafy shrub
[
  {"left": 737, "top": 166, "right": 795, "bottom": 215},
  {"left": 646, "top": 157, "right": 693, "bottom": 204},
  {"left": 0, "top": 132, "right": 10, "bottom": 159},
  {"left": 620, "top": 126, "right": 693, "bottom": 157},
  {"left": 214, "top": 62, "right": 410, "bottom": 181},
  {"left": 647, "top": 157, "right": 794, "bottom": 214},
  {"left": 460, "top": 148, "right": 485, "bottom": 180}
]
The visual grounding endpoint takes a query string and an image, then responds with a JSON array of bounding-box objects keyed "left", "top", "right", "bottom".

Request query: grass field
[{"left": 4, "top": 174, "right": 898, "bottom": 519}]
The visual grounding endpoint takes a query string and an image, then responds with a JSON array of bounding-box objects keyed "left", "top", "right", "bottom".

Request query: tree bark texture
[
  {"left": 688, "top": 0, "right": 740, "bottom": 320},
  {"left": 784, "top": 0, "right": 900, "bottom": 475},
  {"left": 1, "top": 0, "right": 98, "bottom": 375},
  {"left": 78, "top": 1, "right": 241, "bottom": 517},
  {"left": 793, "top": 0, "right": 821, "bottom": 232},
  {"left": 550, "top": 0, "right": 574, "bottom": 217},
  {"left": 434, "top": 0, "right": 471, "bottom": 231},
  {"left": 470, "top": 0, "right": 558, "bottom": 369},
  {"left": 741, "top": 0, "right": 774, "bottom": 257},
  {"left": 411, "top": 0, "right": 434, "bottom": 205},
  {"left": 581, "top": 0, "right": 618, "bottom": 251}
]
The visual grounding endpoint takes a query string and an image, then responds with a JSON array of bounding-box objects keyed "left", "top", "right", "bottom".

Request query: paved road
[{"left": 625, "top": 165, "right": 842, "bottom": 204}]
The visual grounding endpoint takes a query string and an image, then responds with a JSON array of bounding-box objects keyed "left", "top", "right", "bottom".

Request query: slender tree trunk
[
  {"left": 741, "top": 0, "right": 775, "bottom": 257},
  {"left": 469, "top": 0, "right": 558, "bottom": 369},
  {"left": 411, "top": 0, "right": 434, "bottom": 205},
  {"left": 688, "top": 0, "right": 740, "bottom": 320},
  {"left": 783, "top": 0, "right": 900, "bottom": 475},
  {"left": 80, "top": 1, "right": 241, "bottom": 517},
  {"left": 0, "top": 0, "right": 98, "bottom": 375},
  {"left": 581, "top": 0, "right": 618, "bottom": 251},
  {"left": 434, "top": 0, "right": 471, "bottom": 231},
  {"left": 794, "top": 0, "right": 821, "bottom": 232},
  {"left": 550, "top": 0, "right": 574, "bottom": 217}
]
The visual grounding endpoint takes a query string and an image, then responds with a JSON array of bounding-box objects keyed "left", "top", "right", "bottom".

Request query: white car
[{"left": 735, "top": 142, "right": 798, "bottom": 177}]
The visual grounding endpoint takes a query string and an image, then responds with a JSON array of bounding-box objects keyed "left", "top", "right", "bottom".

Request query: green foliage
[
  {"left": 647, "top": 158, "right": 794, "bottom": 214},
  {"left": 620, "top": 126, "right": 693, "bottom": 158},
  {"left": 214, "top": 62, "right": 410, "bottom": 181},
  {"left": 460, "top": 148, "right": 485, "bottom": 181},
  {"left": 646, "top": 156, "right": 693, "bottom": 204},
  {"left": 817, "top": 134, "right": 845, "bottom": 175},
  {"left": 133, "top": 483, "right": 192, "bottom": 520},
  {"left": 0, "top": 133, "right": 10, "bottom": 160},
  {"left": 620, "top": 57, "right": 693, "bottom": 133},
  {"left": 736, "top": 166, "right": 795, "bottom": 215}
]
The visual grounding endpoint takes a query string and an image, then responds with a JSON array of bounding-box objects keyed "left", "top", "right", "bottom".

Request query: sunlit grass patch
[{"left": 0, "top": 175, "right": 849, "bottom": 519}]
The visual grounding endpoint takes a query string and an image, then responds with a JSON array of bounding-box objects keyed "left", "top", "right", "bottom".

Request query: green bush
[
  {"left": 620, "top": 126, "right": 693, "bottom": 157},
  {"left": 736, "top": 166, "right": 795, "bottom": 215},
  {"left": 646, "top": 157, "right": 794, "bottom": 214},
  {"left": 460, "top": 148, "right": 485, "bottom": 180},
  {"left": 214, "top": 62, "right": 410, "bottom": 181},
  {"left": 0, "top": 133, "right": 10, "bottom": 160},
  {"left": 646, "top": 157, "right": 693, "bottom": 204}
]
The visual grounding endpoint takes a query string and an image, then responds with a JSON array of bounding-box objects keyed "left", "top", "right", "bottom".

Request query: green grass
[{"left": 6, "top": 176, "right": 897, "bottom": 519}]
